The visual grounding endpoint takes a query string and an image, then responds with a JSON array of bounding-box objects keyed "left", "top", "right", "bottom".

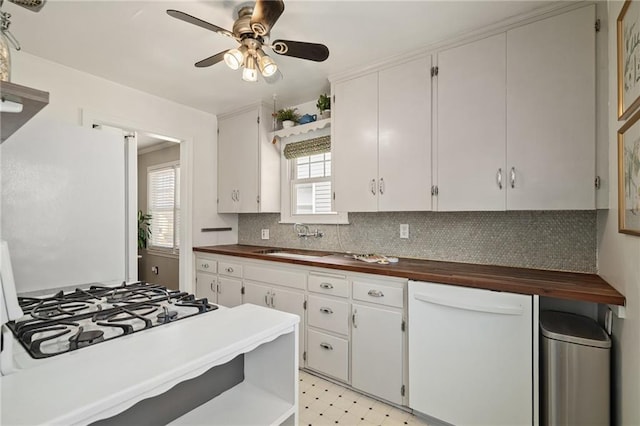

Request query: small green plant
[
  {"left": 138, "top": 210, "right": 152, "bottom": 249},
  {"left": 316, "top": 93, "right": 330, "bottom": 112},
  {"left": 276, "top": 108, "right": 300, "bottom": 123}
]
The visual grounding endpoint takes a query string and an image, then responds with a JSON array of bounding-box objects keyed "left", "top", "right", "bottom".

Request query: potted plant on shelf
[
  {"left": 276, "top": 108, "right": 300, "bottom": 128},
  {"left": 138, "top": 210, "right": 152, "bottom": 250},
  {"left": 316, "top": 93, "right": 331, "bottom": 119}
]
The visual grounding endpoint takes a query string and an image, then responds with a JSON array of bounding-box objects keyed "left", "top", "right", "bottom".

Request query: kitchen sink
[{"left": 254, "top": 248, "right": 331, "bottom": 260}]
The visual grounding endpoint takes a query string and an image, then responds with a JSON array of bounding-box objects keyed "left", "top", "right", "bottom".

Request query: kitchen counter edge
[{"left": 193, "top": 245, "right": 625, "bottom": 306}]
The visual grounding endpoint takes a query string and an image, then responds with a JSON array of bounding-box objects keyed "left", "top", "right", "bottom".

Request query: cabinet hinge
[
  {"left": 431, "top": 185, "right": 439, "bottom": 196},
  {"left": 241, "top": 286, "right": 245, "bottom": 295},
  {"left": 217, "top": 128, "right": 219, "bottom": 135},
  {"left": 333, "top": 192, "right": 336, "bottom": 201},
  {"left": 303, "top": 300, "right": 307, "bottom": 310},
  {"left": 333, "top": 94, "right": 335, "bottom": 104},
  {"left": 257, "top": 195, "right": 260, "bottom": 204},
  {"left": 401, "top": 320, "right": 405, "bottom": 332},
  {"left": 257, "top": 116, "right": 260, "bottom": 124},
  {"left": 595, "top": 176, "right": 601, "bottom": 189},
  {"left": 401, "top": 385, "right": 405, "bottom": 396},
  {"left": 303, "top": 351, "right": 307, "bottom": 361},
  {"left": 595, "top": 19, "right": 601, "bottom": 32},
  {"left": 431, "top": 66, "right": 439, "bottom": 77}
]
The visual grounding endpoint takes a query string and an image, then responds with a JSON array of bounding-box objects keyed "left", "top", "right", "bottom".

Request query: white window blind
[
  {"left": 292, "top": 152, "right": 332, "bottom": 214},
  {"left": 148, "top": 162, "right": 180, "bottom": 251}
]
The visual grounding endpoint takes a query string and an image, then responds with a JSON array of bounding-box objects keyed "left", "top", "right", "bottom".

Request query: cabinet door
[
  {"left": 333, "top": 72, "right": 379, "bottom": 212},
  {"left": 195, "top": 272, "right": 217, "bottom": 303},
  {"left": 506, "top": 5, "right": 595, "bottom": 210},
  {"left": 242, "top": 281, "right": 271, "bottom": 308},
  {"left": 378, "top": 57, "right": 432, "bottom": 211},
  {"left": 351, "top": 303, "right": 403, "bottom": 405},
  {"left": 217, "top": 276, "right": 242, "bottom": 308},
  {"left": 271, "top": 287, "right": 306, "bottom": 366},
  {"left": 437, "top": 34, "right": 507, "bottom": 211},
  {"left": 218, "top": 108, "right": 259, "bottom": 213}
]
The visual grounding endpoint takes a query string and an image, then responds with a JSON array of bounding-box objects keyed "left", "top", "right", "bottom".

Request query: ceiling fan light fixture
[
  {"left": 242, "top": 54, "right": 258, "bottom": 82},
  {"left": 257, "top": 48, "right": 278, "bottom": 77},
  {"left": 224, "top": 47, "right": 245, "bottom": 70}
]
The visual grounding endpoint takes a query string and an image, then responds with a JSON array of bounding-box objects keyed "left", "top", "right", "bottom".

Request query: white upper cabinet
[
  {"left": 333, "top": 57, "right": 432, "bottom": 212},
  {"left": 436, "top": 34, "right": 507, "bottom": 211},
  {"left": 435, "top": 5, "right": 596, "bottom": 211},
  {"left": 506, "top": 5, "right": 595, "bottom": 210},
  {"left": 217, "top": 104, "right": 280, "bottom": 213}
]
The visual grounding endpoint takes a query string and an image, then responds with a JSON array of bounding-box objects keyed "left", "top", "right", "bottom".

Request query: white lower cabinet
[
  {"left": 194, "top": 256, "right": 242, "bottom": 308},
  {"left": 408, "top": 281, "right": 534, "bottom": 426},
  {"left": 243, "top": 281, "right": 306, "bottom": 365},
  {"left": 351, "top": 303, "right": 404, "bottom": 405},
  {"left": 307, "top": 329, "right": 349, "bottom": 382}
]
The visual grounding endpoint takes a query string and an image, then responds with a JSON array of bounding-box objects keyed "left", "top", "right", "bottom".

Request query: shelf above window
[{"left": 270, "top": 117, "right": 331, "bottom": 140}]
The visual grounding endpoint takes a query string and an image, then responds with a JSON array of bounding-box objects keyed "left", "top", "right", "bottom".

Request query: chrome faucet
[{"left": 294, "top": 223, "right": 324, "bottom": 239}]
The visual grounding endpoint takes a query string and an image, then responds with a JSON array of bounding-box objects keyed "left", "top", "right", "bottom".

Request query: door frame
[{"left": 81, "top": 108, "right": 194, "bottom": 292}]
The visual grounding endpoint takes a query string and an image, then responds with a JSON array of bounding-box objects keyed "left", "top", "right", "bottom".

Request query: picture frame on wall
[
  {"left": 617, "top": 0, "right": 640, "bottom": 120},
  {"left": 618, "top": 109, "right": 640, "bottom": 236}
]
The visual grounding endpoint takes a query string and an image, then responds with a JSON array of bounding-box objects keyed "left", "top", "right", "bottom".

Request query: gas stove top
[{"left": 6, "top": 281, "right": 218, "bottom": 359}]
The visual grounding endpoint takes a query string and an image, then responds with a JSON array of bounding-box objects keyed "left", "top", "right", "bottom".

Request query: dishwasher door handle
[{"left": 413, "top": 293, "right": 524, "bottom": 316}]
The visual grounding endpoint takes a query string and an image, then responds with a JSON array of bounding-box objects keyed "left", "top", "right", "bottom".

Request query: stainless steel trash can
[{"left": 540, "top": 311, "right": 611, "bottom": 426}]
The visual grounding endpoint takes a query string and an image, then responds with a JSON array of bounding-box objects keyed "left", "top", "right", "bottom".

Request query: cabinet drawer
[
  {"left": 353, "top": 280, "right": 404, "bottom": 308},
  {"left": 195, "top": 258, "right": 217, "bottom": 273},
  {"left": 308, "top": 274, "right": 349, "bottom": 298},
  {"left": 218, "top": 261, "right": 242, "bottom": 278},
  {"left": 244, "top": 264, "right": 306, "bottom": 290},
  {"left": 308, "top": 295, "right": 349, "bottom": 335},
  {"left": 307, "top": 329, "right": 349, "bottom": 382}
]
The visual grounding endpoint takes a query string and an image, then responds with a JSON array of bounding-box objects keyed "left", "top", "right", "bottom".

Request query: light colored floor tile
[
  {"left": 339, "top": 412, "right": 363, "bottom": 425},
  {"left": 363, "top": 408, "right": 387, "bottom": 425}
]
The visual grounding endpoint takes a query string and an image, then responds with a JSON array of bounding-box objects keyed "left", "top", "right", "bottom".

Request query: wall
[
  {"left": 599, "top": 2, "right": 640, "bottom": 425},
  {"left": 138, "top": 144, "right": 180, "bottom": 289},
  {"left": 239, "top": 211, "right": 597, "bottom": 272},
  {"left": 3, "top": 52, "right": 238, "bottom": 292}
]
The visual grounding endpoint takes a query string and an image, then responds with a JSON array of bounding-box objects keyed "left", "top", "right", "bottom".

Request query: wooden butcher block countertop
[{"left": 193, "top": 244, "right": 625, "bottom": 306}]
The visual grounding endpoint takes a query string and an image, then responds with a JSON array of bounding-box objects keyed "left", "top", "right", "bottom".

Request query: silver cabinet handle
[
  {"left": 226, "top": 267, "right": 234, "bottom": 273},
  {"left": 232, "top": 190, "right": 237, "bottom": 201},
  {"left": 264, "top": 293, "right": 269, "bottom": 307},
  {"left": 270, "top": 293, "right": 275, "bottom": 308},
  {"left": 201, "top": 263, "right": 209, "bottom": 269},
  {"left": 319, "top": 282, "right": 333, "bottom": 289},
  {"left": 379, "top": 177, "right": 385, "bottom": 195},
  {"left": 370, "top": 178, "right": 377, "bottom": 195},
  {"left": 496, "top": 168, "right": 503, "bottom": 190},
  {"left": 510, "top": 167, "right": 516, "bottom": 189},
  {"left": 352, "top": 309, "right": 358, "bottom": 328},
  {"left": 320, "top": 342, "right": 333, "bottom": 350},
  {"left": 320, "top": 307, "right": 333, "bottom": 314},
  {"left": 368, "top": 289, "right": 384, "bottom": 297},
  {"left": 210, "top": 282, "right": 215, "bottom": 293}
]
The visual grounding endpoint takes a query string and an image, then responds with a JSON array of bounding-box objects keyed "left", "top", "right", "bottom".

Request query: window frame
[
  {"left": 146, "top": 160, "right": 180, "bottom": 255},
  {"left": 279, "top": 130, "right": 348, "bottom": 225}
]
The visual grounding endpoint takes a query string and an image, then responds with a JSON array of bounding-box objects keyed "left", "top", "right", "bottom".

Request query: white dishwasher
[{"left": 408, "top": 281, "right": 534, "bottom": 426}]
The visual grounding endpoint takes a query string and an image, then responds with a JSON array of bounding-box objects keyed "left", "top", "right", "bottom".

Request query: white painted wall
[
  {"left": 599, "top": 3, "right": 640, "bottom": 425},
  {"left": 3, "top": 51, "right": 237, "bottom": 293}
]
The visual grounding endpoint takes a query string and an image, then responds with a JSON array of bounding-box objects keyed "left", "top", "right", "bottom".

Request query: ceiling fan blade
[
  {"left": 167, "top": 9, "right": 236, "bottom": 40},
  {"left": 250, "top": 0, "right": 285, "bottom": 36},
  {"left": 195, "top": 50, "right": 229, "bottom": 68},
  {"left": 270, "top": 40, "right": 329, "bottom": 62},
  {"left": 264, "top": 68, "right": 283, "bottom": 85}
]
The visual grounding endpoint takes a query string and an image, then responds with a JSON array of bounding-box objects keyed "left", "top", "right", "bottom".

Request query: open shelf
[
  {"left": 170, "top": 381, "right": 295, "bottom": 426},
  {"left": 1, "top": 81, "right": 49, "bottom": 143},
  {"left": 270, "top": 117, "right": 330, "bottom": 140}
]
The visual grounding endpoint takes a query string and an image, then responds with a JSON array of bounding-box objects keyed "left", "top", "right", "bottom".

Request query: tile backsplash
[{"left": 238, "top": 211, "right": 596, "bottom": 273}]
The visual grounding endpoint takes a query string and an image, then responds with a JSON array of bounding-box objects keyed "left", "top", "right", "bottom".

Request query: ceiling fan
[{"left": 167, "top": 0, "right": 329, "bottom": 83}]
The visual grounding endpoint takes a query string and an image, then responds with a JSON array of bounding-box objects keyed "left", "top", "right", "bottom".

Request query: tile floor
[{"left": 298, "top": 370, "right": 430, "bottom": 426}]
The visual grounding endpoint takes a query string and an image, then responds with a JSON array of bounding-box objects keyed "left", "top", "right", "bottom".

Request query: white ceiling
[{"left": 6, "top": 0, "right": 556, "bottom": 116}]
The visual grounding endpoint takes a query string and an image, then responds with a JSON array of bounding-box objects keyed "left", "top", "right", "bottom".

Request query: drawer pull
[
  {"left": 319, "top": 307, "right": 333, "bottom": 314},
  {"left": 320, "top": 342, "right": 333, "bottom": 351},
  {"left": 368, "top": 289, "right": 384, "bottom": 297},
  {"left": 320, "top": 282, "right": 334, "bottom": 289},
  {"left": 201, "top": 263, "right": 209, "bottom": 269},
  {"left": 225, "top": 267, "right": 234, "bottom": 273}
]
